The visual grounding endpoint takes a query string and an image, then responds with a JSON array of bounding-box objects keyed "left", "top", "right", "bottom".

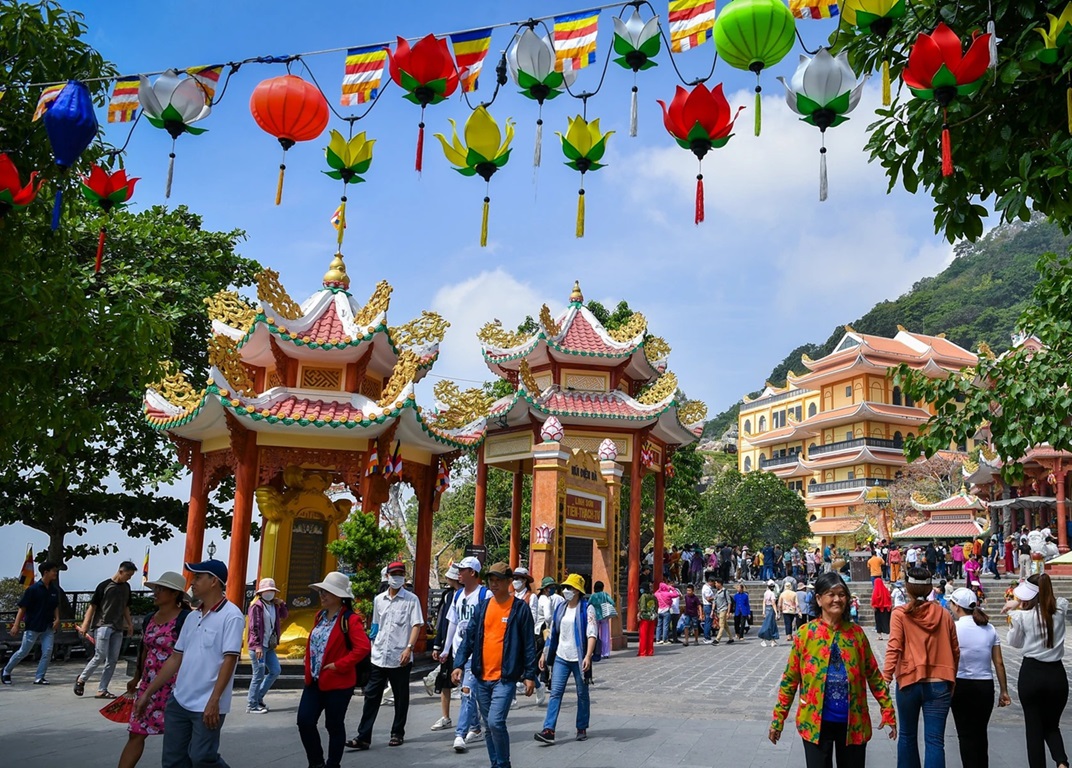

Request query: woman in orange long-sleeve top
[
  {"left": 883, "top": 567, "right": 960, "bottom": 768},
  {"left": 770, "top": 572, "right": 896, "bottom": 767}
]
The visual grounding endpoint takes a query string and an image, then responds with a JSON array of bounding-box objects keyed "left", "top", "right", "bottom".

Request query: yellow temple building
[{"left": 737, "top": 326, "right": 978, "bottom": 545}]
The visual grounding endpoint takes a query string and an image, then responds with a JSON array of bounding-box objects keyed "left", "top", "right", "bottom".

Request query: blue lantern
[{"left": 44, "top": 81, "right": 98, "bottom": 230}]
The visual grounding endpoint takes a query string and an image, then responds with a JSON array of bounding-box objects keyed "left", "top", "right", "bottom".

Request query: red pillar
[
  {"left": 510, "top": 471, "right": 523, "bottom": 568},
  {"left": 473, "top": 445, "right": 488, "bottom": 547},
  {"left": 413, "top": 466, "right": 435, "bottom": 645},
  {"left": 1058, "top": 469, "right": 1068, "bottom": 553},
  {"left": 183, "top": 447, "right": 207, "bottom": 582},
  {"left": 226, "top": 433, "right": 258, "bottom": 605},
  {"left": 653, "top": 470, "right": 665, "bottom": 587},
  {"left": 627, "top": 434, "right": 643, "bottom": 632}
]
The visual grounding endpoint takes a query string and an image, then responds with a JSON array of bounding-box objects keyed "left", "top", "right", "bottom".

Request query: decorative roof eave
[
  {"left": 788, "top": 354, "right": 890, "bottom": 389},
  {"left": 805, "top": 487, "right": 868, "bottom": 504},
  {"left": 144, "top": 386, "right": 215, "bottom": 432},
  {"left": 769, "top": 461, "right": 814, "bottom": 479},
  {"left": 740, "top": 425, "right": 798, "bottom": 447},
  {"left": 892, "top": 518, "right": 984, "bottom": 539},
  {"left": 798, "top": 447, "right": 907, "bottom": 471},
  {"left": 910, "top": 491, "right": 987, "bottom": 513},
  {"left": 809, "top": 515, "right": 869, "bottom": 535}
]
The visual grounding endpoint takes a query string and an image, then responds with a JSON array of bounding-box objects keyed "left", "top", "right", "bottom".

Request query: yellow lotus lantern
[
  {"left": 558, "top": 115, "right": 613, "bottom": 237},
  {"left": 435, "top": 106, "right": 514, "bottom": 247},
  {"left": 323, "top": 129, "right": 375, "bottom": 250},
  {"left": 842, "top": 0, "right": 906, "bottom": 104},
  {"left": 1036, "top": 3, "right": 1072, "bottom": 63}
]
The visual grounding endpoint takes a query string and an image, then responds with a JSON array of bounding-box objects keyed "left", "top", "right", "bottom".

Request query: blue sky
[{"left": 4, "top": 1, "right": 961, "bottom": 589}]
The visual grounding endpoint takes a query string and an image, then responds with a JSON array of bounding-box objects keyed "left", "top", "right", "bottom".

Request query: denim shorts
[{"left": 682, "top": 616, "right": 699, "bottom": 629}]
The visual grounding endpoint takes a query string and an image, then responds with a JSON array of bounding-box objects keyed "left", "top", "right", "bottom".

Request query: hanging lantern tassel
[
  {"left": 480, "top": 195, "right": 490, "bottom": 247},
  {"left": 576, "top": 187, "right": 586, "bottom": 238},
  {"left": 987, "top": 20, "right": 997, "bottom": 70},
  {"left": 95, "top": 224, "right": 107, "bottom": 273},
  {"left": 1066, "top": 86, "right": 1072, "bottom": 134},
  {"left": 337, "top": 195, "right": 347, "bottom": 249},
  {"left": 941, "top": 109, "right": 954, "bottom": 177},
  {"left": 819, "top": 143, "right": 828, "bottom": 202},
  {"left": 275, "top": 140, "right": 294, "bottom": 206},
  {"left": 630, "top": 84, "right": 639, "bottom": 137},
  {"left": 51, "top": 187, "right": 62, "bottom": 231},
  {"left": 695, "top": 172, "right": 705, "bottom": 225},
  {"left": 882, "top": 59, "right": 891, "bottom": 106},
  {"left": 534, "top": 112, "right": 543, "bottom": 167},
  {"left": 754, "top": 84, "right": 762, "bottom": 136},
  {"left": 416, "top": 119, "right": 425, "bottom": 174},
  {"left": 165, "top": 139, "right": 176, "bottom": 199}
]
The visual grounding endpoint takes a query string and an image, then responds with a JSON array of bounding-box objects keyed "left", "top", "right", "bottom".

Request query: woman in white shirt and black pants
[
  {"left": 947, "top": 587, "right": 1010, "bottom": 768},
  {"left": 1005, "top": 573, "right": 1070, "bottom": 768}
]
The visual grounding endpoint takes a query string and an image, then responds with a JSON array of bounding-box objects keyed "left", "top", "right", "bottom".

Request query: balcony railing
[
  {"left": 760, "top": 454, "right": 801, "bottom": 468},
  {"left": 809, "top": 477, "right": 894, "bottom": 494},
  {"left": 808, "top": 437, "right": 904, "bottom": 457},
  {"left": 740, "top": 388, "right": 807, "bottom": 412}
]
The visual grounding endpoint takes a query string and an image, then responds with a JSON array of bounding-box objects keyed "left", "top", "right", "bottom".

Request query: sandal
[
  {"left": 345, "top": 738, "right": 369, "bottom": 751},
  {"left": 388, "top": 736, "right": 403, "bottom": 747},
  {"left": 95, "top": 691, "right": 117, "bottom": 699},
  {"left": 74, "top": 679, "right": 85, "bottom": 696}
]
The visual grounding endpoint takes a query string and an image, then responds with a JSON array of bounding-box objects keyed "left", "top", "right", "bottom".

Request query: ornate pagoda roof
[
  {"left": 143, "top": 255, "right": 485, "bottom": 454},
  {"left": 909, "top": 489, "right": 987, "bottom": 513},
  {"left": 478, "top": 281, "right": 667, "bottom": 384},
  {"left": 894, "top": 489, "right": 987, "bottom": 540},
  {"left": 809, "top": 515, "right": 869, "bottom": 535}
]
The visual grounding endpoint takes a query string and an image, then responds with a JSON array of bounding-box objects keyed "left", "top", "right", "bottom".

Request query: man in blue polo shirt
[
  {"left": 134, "top": 559, "right": 244, "bottom": 768},
  {"left": 2, "top": 560, "right": 62, "bottom": 685}
]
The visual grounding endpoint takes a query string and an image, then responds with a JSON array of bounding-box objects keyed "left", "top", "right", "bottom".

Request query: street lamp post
[{"left": 207, "top": 541, "right": 217, "bottom": 559}]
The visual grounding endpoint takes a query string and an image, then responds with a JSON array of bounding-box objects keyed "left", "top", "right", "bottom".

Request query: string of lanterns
[{"left": 0, "top": 0, "right": 1043, "bottom": 258}]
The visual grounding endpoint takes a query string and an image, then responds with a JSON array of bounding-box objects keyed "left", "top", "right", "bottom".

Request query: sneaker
[
  {"left": 465, "top": 729, "right": 482, "bottom": 743},
  {"left": 383, "top": 696, "right": 395, "bottom": 706},
  {"left": 727, "top": 639, "right": 734, "bottom": 644},
  {"left": 576, "top": 729, "right": 588, "bottom": 741},
  {"left": 32, "top": 678, "right": 49, "bottom": 685},
  {"left": 1, "top": 673, "right": 10, "bottom": 685},
  {"left": 702, "top": 639, "right": 713, "bottom": 644},
  {"left": 712, "top": 639, "right": 720, "bottom": 645},
  {"left": 430, "top": 716, "right": 453, "bottom": 731},
  {"left": 760, "top": 640, "right": 768, "bottom": 647},
  {"left": 536, "top": 686, "right": 548, "bottom": 706},
  {"left": 424, "top": 675, "right": 436, "bottom": 697},
  {"left": 247, "top": 704, "right": 268, "bottom": 714},
  {"left": 534, "top": 728, "right": 556, "bottom": 744},
  {"left": 453, "top": 736, "right": 467, "bottom": 753}
]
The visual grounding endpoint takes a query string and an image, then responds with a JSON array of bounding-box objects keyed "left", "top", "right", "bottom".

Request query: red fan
[{"left": 99, "top": 695, "right": 135, "bottom": 724}]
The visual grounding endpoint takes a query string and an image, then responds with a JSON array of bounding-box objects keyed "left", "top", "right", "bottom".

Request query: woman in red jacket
[{"left": 297, "top": 572, "right": 371, "bottom": 768}]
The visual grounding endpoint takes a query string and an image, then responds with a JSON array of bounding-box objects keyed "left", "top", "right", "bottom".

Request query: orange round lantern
[{"left": 250, "top": 74, "right": 330, "bottom": 205}]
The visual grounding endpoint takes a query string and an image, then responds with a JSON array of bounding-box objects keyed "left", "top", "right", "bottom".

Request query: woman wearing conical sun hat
[{"left": 534, "top": 573, "right": 598, "bottom": 745}]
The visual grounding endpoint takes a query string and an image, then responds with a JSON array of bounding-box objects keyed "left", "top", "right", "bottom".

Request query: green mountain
[{"left": 702, "top": 219, "right": 1072, "bottom": 440}]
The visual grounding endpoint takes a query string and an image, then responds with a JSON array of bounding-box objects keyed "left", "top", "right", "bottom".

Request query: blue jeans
[
  {"left": 2, "top": 628, "right": 54, "bottom": 680},
  {"left": 455, "top": 660, "right": 478, "bottom": 738},
  {"left": 471, "top": 678, "right": 515, "bottom": 768},
  {"left": 542, "top": 658, "right": 590, "bottom": 733},
  {"left": 161, "top": 695, "right": 230, "bottom": 768},
  {"left": 702, "top": 605, "right": 713, "bottom": 640},
  {"left": 896, "top": 680, "right": 952, "bottom": 768},
  {"left": 247, "top": 649, "right": 280, "bottom": 707},
  {"left": 656, "top": 612, "right": 670, "bottom": 642},
  {"left": 79, "top": 626, "right": 124, "bottom": 693}
]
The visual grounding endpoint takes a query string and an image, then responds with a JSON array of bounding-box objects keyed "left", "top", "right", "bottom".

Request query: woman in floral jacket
[{"left": 769, "top": 572, "right": 896, "bottom": 767}]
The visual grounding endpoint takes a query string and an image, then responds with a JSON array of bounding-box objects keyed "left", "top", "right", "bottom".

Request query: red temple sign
[{"left": 565, "top": 490, "right": 606, "bottom": 530}]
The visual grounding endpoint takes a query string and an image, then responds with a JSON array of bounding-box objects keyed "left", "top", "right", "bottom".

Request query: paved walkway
[{"left": 3, "top": 623, "right": 1070, "bottom": 767}]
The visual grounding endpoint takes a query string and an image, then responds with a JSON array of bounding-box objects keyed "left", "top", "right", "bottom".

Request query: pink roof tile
[
  {"left": 262, "top": 395, "right": 364, "bottom": 422},
  {"left": 559, "top": 312, "right": 621, "bottom": 355},
  {"left": 305, "top": 302, "right": 346, "bottom": 344},
  {"left": 540, "top": 388, "right": 662, "bottom": 419},
  {"left": 894, "top": 520, "right": 982, "bottom": 539}
]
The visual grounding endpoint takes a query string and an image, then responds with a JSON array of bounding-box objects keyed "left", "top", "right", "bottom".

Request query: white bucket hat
[
  {"left": 255, "top": 577, "right": 278, "bottom": 595},
  {"left": 310, "top": 571, "right": 354, "bottom": 599},
  {"left": 144, "top": 571, "right": 186, "bottom": 593},
  {"left": 445, "top": 562, "right": 460, "bottom": 581}
]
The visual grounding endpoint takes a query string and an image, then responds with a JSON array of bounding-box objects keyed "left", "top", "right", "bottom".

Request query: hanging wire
[
  {"left": 297, "top": 56, "right": 390, "bottom": 122},
  {"left": 209, "top": 63, "right": 242, "bottom": 107},
  {"left": 102, "top": 110, "right": 143, "bottom": 158}
]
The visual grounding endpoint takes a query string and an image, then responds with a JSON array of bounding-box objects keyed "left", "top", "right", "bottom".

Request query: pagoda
[
  {"left": 893, "top": 489, "right": 987, "bottom": 541},
  {"left": 473, "top": 282, "right": 705, "bottom": 638},
  {"left": 143, "top": 254, "right": 485, "bottom": 625}
]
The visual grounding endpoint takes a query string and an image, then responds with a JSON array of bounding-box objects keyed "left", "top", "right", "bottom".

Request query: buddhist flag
[
  {"left": 669, "top": 0, "right": 716, "bottom": 52},
  {"left": 387, "top": 441, "right": 403, "bottom": 479},
  {"left": 365, "top": 445, "right": 380, "bottom": 476},
  {"left": 436, "top": 459, "right": 450, "bottom": 493},
  {"left": 108, "top": 76, "right": 140, "bottom": 123},
  {"left": 789, "top": 0, "right": 840, "bottom": 19},
  {"left": 553, "top": 9, "right": 600, "bottom": 72},
  {"left": 342, "top": 46, "right": 388, "bottom": 106},
  {"left": 331, "top": 206, "right": 346, "bottom": 231},
  {"left": 32, "top": 83, "right": 65, "bottom": 121},
  {"left": 18, "top": 545, "right": 34, "bottom": 586},
  {"left": 450, "top": 28, "right": 493, "bottom": 92},
  {"left": 142, "top": 547, "right": 150, "bottom": 586},
  {"left": 187, "top": 65, "right": 224, "bottom": 102}
]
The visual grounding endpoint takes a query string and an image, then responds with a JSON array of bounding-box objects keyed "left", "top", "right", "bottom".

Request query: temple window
[
  {"left": 808, "top": 403, "right": 817, "bottom": 417},
  {"left": 905, "top": 394, "right": 915, "bottom": 407},
  {"left": 893, "top": 431, "right": 903, "bottom": 447},
  {"left": 744, "top": 419, "right": 752, "bottom": 434},
  {"left": 300, "top": 366, "right": 343, "bottom": 391},
  {"left": 759, "top": 416, "right": 767, "bottom": 431},
  {"left": 744, "top": 456, "right": 752, "bottom": 471},
  {"left": 892, "top": 386, "right": 902, "bottom": 406},
  {"left": 845, "top": 386, "right": 852, "bottom": 398}
]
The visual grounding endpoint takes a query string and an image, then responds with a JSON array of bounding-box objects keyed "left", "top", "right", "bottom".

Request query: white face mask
[
  {"left": 387, "top": 575, "right": 405, "bottom": 590},
  {"left": 561, "top": 588, "right": 576, "bottom": 602},
  {"left": 513, "top": 579, "right": 526, "bottom": 591},
  {"left": 261, "top": 591, "right": 276, "bottom": 602}
]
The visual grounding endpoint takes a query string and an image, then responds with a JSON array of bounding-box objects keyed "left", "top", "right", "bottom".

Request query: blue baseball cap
[{"left": 185, "top": 559, "right": 228, "bottom": 586}]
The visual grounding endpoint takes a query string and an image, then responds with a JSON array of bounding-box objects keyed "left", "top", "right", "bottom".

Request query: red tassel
[
  {"left": 95, "top": 226, "right": 106, "bottom": 273},
  {"left": 695, "top": 174, "right": 705, "bottom": 224},
  {"left": 416, "top": 121, "right": 425, "bottom": 174},
  {"left": 941, "top": 112, "right": 954, "bottom": 177}
]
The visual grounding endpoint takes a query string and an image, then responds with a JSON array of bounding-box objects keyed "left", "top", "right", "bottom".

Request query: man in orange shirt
[
  {"left": 867, "top": 550, "right": 886, "bottom": 584},
  {"left": 452, "top": 562, "right": 537, "bottom": 768}
]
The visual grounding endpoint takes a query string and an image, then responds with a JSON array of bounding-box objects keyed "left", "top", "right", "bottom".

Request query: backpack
[{"left": 316, "top": 608, "right": 371, "bottom": 688}]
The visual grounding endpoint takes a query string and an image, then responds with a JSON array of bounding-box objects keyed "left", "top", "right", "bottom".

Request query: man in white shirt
[
  {"left": 443, "top": 556, "right": 490, "bottom": 753},
  {"left": 700, "top": 576, "right": 716, "bottom": 643},
  {"left": 349, "top": 560, "right": 424, "bottom": 750},
  {"left": 135, "top": 558, "right": 244, "bottom": 768}
]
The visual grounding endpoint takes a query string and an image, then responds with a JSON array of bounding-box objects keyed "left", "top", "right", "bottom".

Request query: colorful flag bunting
[
  {"left": 32, "top": 83, "right": 65, "bottom": 121},
  {"left": 331, "top": 206, "right": 346, "bottom": 231},
  {"left": 383, "top": 441, "right": 402, "bottom": 479},
  {"left": 142, "top": 547, "right": 150, "bottom": 585},
  {"left": 450, "top": 28, "right": 494, "bottom": 92},
  {"left": 365, "top": 445, "right": 380, "bottom": 476},
  {"left": 669, "top": 0, "right": 716, "bottom": 52},
  {"left": 789, "top": 0, "right": 840, "bottom": 19},
  {"left": 553, "top": 9, "right": 600, "bottom": 72},
  {"left": 187, "top": 65, "right": 224, "bottom": 102},
  {"left": 436, "top": 459, "right": 450, "bottom": 494},
  {"left": 342, "top": 46, "right": 388, "bottom": 106},
  {"left": 108, "top": 76, "right": 140, "bottom": 123},
  {"left": 18, "top": 545, "right": 34, "bottom": 586}
]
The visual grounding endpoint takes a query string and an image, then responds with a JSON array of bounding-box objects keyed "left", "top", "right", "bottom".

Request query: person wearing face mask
[
  {"left": 534, "top": 574, "right": 598, "bottom": 745},
  {"left": 512, "top": 567, "right": 548, "bottom": 706},
  {"left": 246, "top": 578, "right": 289, "bottom": 714},
  {"left": 347, "top": 561, "right": 423, "bottom": 750}
]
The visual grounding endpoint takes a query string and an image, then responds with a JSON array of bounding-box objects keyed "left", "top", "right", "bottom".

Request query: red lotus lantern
[
  {"left": 81, "top": 165, "right": 138, "bottom": 272},
  {"left": 250, "top": 75, "right": 330, "bottom": 204},
  {"left": 387, "top": 34, "right": 460, "bottom": 173},
  {"left": 0, "top": 153, "right": 42, "bottom": 224},
  {"left": 902, "top": 23, "right": 991, "bottom": 177},
  {"left": 657, "top": 83, "right": 743, "bottom": 224}
]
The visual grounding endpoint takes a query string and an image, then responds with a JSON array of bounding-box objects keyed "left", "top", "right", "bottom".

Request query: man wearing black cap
[
  {"left": 135, "top": 559, "right": 245, "bottom": 768},
  {"left": 348, "top": 560, "right": 424, "bottom": 750}
]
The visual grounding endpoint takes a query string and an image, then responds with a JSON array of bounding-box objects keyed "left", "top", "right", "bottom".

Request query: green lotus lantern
[{"left": 714, "top": 0, "right": 797, "bottom": 136}]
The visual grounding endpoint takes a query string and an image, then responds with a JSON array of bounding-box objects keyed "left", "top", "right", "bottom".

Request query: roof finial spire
[
  {"left": 323, "top": 252, "right": 350, "bottom": 290},
  {"left": 570, "top": 280, "right": 583, "bottom": 305}
]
